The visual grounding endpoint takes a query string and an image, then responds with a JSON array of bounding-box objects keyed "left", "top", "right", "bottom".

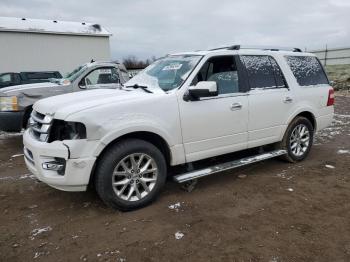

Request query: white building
[{"left": 0, "top": 17, "right": 111, "bottom": 75}]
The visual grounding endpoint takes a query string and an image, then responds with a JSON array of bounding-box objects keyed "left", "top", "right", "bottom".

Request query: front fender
[{"left": 91, "top": 121, "right": 177, "bottom": 158}]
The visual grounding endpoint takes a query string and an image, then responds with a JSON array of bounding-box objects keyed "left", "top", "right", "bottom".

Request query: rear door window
[
  {"left": 286, "top": 56, "right": 329, "bottom": 86},
  {"left": 240, "top": 55, "right": 286, "bottom": 89}
]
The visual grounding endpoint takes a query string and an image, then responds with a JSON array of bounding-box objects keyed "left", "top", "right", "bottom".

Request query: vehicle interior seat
[{"left": 97, "top": 74, "right": 111, "bottom": 84}]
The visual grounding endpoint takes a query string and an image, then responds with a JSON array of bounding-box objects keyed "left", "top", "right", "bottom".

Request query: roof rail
[{"left": 209, "top": 45, "right": 302, "bottom": 52}]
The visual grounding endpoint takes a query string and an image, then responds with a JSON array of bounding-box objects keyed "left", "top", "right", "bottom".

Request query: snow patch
[
  {"left": 175, "top": 231, "right": 184, "bottom": 240},
  {"left": 0, "top": 176, "right": 14, "bottom": 180},
  {"left": 0, "top": 131, "right": 23, "bottom": 139},
  {"left": 11, "top": 153, "right": 24, "bottom": 158},
  {"left": 0, "top": 17, "right": 111, "bottom": 36},
  {"left": 34, "top": 252, "right": 43, "bottom": 259},
  {"left": 168, "top": 202, "right": 181, "bottom": 211},
  {"left": 19, "top": 174, "right": 35, "bottom": 180},
  {"left": 335, "top": 114, "right": 350, "bottom": 118},
  {"left": 337, "top": 149, "right": 350, "bottom": 154},
  {"left": 270, "top": 256, "right": 280, "bottom": 262},
  {"left": 31, "top": 226, "right": 52, "bottom": 239},
  {"left": 287, "top": 188, "right": 294, "bottom": 192},
  {"left": 325, "top": 164, "right": 335, "bottom": 169}
]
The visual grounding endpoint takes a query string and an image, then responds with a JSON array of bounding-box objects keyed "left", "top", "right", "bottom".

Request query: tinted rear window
[{"left": 286, "top": 56, "right": 329, "bottom": 86}]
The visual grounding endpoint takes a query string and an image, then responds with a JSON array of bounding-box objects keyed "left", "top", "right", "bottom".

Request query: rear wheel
[
  {"left": 278, "top": 117, "right": 314, "bottom": 163},
  {"left": 94, "top": 139, "right": 167, "bottom": 211}
]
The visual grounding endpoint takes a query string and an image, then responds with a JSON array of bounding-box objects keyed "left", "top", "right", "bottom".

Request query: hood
[
  {"left": 0, "top": 82, "right": 59, "bottom": 96},
  {"left": 33, "top": 88, "right": 162, "bottom": 119}
]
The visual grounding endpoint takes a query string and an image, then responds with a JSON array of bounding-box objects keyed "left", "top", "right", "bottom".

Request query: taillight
[{"left": 327, "top": 88, "right": 335, "bottom": 106}]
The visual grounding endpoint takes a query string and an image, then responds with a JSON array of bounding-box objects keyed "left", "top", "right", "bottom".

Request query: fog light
[{"left": 42, "top": 158, "right": 66, "bottom": 175}]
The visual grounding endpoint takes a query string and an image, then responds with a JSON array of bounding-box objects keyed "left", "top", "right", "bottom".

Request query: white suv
[{"left": 23, "top": 45, "right": 334, "bottom": 210}]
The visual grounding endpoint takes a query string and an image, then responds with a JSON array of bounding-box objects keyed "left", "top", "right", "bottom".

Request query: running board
[{"left": 174, "top": 149, "right": 287, "bottom": 183}]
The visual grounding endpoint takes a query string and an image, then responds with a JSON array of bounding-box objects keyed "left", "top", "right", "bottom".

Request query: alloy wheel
[
  {"left": 112, "top": 153, "right": 158, "bottom": 201},
  {"left": 289, "top": 124, "right": 310, "bottom": 157}
]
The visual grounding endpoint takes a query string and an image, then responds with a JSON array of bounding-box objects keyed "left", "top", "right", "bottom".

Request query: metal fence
[{"left": 311, "top": 47, "right": 350, "bottom": 66}]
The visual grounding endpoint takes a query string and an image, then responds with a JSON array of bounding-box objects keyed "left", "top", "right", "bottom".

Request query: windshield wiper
[{"left": 125, "top": 84, "right": 153, "bottom": 93}]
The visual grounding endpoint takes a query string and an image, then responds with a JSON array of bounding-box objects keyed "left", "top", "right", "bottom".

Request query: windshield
[
  {"left": 66, "top": 64, "right": 88, "bottom": 82},
  {"left": 49, "top": 65, "right": 88, "bottom": 85},
  {"left": 126, "top": 55, "right": 202, "bottom": 91},
  {"left": 0, "top": 74, "right": 10, "bottom": 83}
]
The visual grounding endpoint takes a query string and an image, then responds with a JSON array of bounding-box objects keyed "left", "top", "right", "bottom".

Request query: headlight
[
  {"left": 0, "top": 96, "right": 19, "bottom": 111},
  {"left": 48, "top": 120, "right": 86, "bottom": 142}
]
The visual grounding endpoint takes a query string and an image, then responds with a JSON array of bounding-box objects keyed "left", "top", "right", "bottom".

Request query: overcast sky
[{"left": 1, "top": 0, "right": 349, "bottom": 60}]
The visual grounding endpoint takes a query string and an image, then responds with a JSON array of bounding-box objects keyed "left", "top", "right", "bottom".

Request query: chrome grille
[{"left": 29, "top": 111, "right": 53, "bottom": 142}]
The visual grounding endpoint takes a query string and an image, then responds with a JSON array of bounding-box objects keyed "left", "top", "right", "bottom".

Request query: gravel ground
[{"left": 0, "top": 96, "right": 349, "bottom": 262}]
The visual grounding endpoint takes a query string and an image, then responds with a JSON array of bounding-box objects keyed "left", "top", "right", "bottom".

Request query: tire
[
  {"left": 94, "top": 139, "right": 167, "bottom": 211},
  {"left": 278, "top": 117, "right": 314, "bottom": 163}
]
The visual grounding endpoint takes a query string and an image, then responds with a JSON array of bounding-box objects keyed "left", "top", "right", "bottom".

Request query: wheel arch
[
  {"left": 294, "top": 111, "right": 317, "bottom": 131},
  {"left": 277, "top": 110, "right": 316, "bottom": 163},
  {"left": 280, "top": 109, "right": 317, "bottom": 141},
  {"left": 99, "top": 131, "right": 172, "bottom": 165},
  {"left": 89, "top": 130, "right": 173, "bottom": 185},
  {"left": 284, "top": 108, "right": 317, "bottom": 131}
]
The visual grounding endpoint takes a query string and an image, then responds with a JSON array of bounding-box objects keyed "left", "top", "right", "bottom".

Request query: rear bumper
[
  {"left": 0, "top": 111, "right": 24, "bottom": 132},
  {"left": 316, "top": 113, "right": 334, "bottom": 131},
  {"left": 23, "top": 130, "right": 97, "bottom": 192}
]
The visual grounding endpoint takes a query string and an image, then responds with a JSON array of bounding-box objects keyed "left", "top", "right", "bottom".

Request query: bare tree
[{"left": 122, "top": 56, "right": 157, "bottom": 69}]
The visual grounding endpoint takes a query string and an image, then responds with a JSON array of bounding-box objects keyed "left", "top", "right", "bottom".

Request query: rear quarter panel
[{"left": 276, "top": 53, "right": 334, "bottom": 134}]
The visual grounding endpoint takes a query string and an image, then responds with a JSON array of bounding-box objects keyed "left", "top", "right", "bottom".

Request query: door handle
[
  {"left": 284, "top": 97, "right": 293, "bottom": 103},
  {"left": 230, "top": 102, "right": 242, "bottom": 111}
]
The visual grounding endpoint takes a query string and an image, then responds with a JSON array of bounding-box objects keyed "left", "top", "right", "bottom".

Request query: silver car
[{"left": 0, "top": 61, "right": 129, "bottom": 132}]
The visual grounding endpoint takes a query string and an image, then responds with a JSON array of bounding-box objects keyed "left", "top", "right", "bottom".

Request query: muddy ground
[{"left": 1, "top": 96, "right": 350, "bottom": 262}]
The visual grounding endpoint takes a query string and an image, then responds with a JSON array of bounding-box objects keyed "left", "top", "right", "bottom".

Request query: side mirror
[
  {"left": 79, "top": 78, "right": 87, "bottom": 89},
  {"left": 187, "top": 81, "right": 218, "bottom": 100}
]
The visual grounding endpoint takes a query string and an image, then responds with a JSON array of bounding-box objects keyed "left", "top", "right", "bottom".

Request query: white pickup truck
[{"left": 23, "top": 45, "right": 334, "bottom": 210}]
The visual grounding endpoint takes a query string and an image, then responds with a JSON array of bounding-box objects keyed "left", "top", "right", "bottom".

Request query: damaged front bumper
[{"left": 23, "top": 129, "right": 97, "bottom": 191}]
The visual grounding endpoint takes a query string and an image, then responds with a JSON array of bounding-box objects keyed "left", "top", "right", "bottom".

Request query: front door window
[{"left": 83, "top": 67, "right": 120, "bottom": 89}]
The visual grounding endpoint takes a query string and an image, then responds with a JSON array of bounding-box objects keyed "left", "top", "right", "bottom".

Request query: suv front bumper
[{"left": 23, "top": 130, "right": 97, "bottom": 191}]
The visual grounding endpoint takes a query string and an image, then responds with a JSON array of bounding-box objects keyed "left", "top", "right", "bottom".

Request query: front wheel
[
  {"left": 278, "top": 117, "right": 314, "bottom": 163},
  {"left": 94, "top": 139, "right": 167, "bottom": 211}
]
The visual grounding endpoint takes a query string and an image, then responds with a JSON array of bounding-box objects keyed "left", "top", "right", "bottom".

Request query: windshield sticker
[
  {"left": 99, "top": 69, "right": 112, "bottom": 74},
  {"left": 162, "top": 63, "right": 183, "bottom": 71}
]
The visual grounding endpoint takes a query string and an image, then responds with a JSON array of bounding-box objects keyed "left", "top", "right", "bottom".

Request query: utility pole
[{"left": 324, "top": 44, "right": 328, "bottom": 66}]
